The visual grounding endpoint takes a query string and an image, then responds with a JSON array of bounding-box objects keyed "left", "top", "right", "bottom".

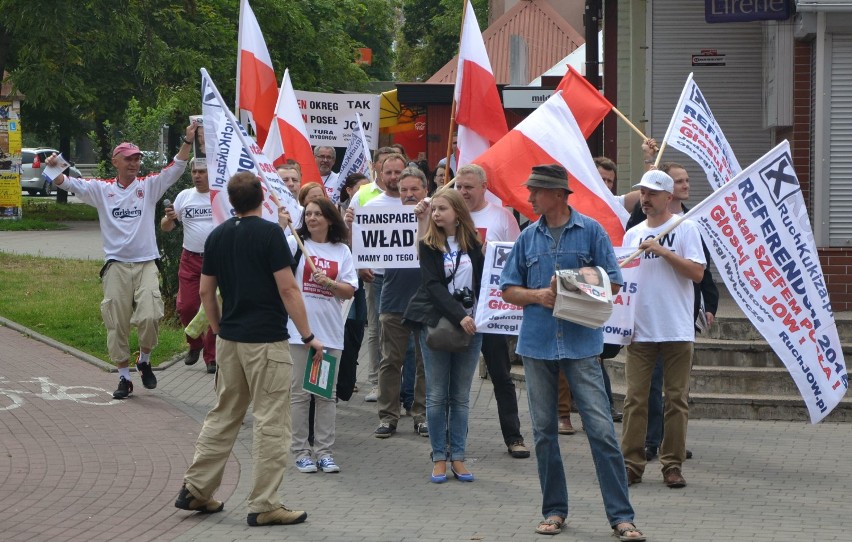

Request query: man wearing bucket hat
[
  {"left": 161, "top": 157, "right": 217, "bottom": 373},
  {"left": 620, "top": 169, "right": 706, "bottom": 490},
  {"left": 500, "top": 165, "right": 645, "bottom": 540},
  {"left": 48, "top": 122, "right": 198, "bottom": 399}
]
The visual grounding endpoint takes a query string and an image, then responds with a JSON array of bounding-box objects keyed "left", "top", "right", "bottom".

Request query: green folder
[{"left": 303, "top": 347, "right": 338, "bottom": 399}]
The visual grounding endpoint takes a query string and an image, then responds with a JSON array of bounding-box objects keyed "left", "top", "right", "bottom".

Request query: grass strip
[
  {"left": 0, "top": 199, "right": 99, "bottom": 231},
  {"left": 0, "top": 253, "right": 185, "bottom": 366}
]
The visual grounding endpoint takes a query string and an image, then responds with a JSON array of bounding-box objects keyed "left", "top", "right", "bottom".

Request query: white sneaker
[
  {"left": 295, "top": 457, "right": 318, "bottom": 473},
  {"left": 364, "top": 386, "right": 378, "bottom": 402}
]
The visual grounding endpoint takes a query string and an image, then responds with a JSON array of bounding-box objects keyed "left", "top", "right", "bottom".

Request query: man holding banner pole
[{"left": 620, "top": 170, "right": 705, "bottom": 489}]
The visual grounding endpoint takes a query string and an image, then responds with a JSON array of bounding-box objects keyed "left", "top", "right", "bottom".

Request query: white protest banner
[
  {"left": 351, "top": 205, "right": 418, "bottom": 269},
  {"left": 327, "top": 112, "right": 372, "bottom": 204},
  {"left": 294, "top": 91, "right": 379, "bottom": 149},
  {"left": 201, "top": 68, "right": 301, "bottom": 227},
  {"left": 474, "top": 241, "right": 523, "bottom": 335},
  {"left": 661, "top": 73, "right": 741, "bottom": 190},
  {"left": 683, "top": 140, "right": 847, "bottom": 423},
  {"left": 602, "top": 247, "right": 640, "bottom": 345}
]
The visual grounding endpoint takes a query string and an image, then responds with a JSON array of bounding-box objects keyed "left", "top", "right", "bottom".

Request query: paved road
[{"left": 1, "top": 323, "right": 850, "bottom": 542}]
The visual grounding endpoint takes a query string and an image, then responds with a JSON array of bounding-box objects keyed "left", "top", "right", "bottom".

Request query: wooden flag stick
[
  {"left": 619, "top": 213, "right": 685, "bottom": 268},
  {"left": 653, "top": 140, "right": 668, "bottom": 168},
  {"left": 612, "top": 106, "right": 649, "bottom": 141}
]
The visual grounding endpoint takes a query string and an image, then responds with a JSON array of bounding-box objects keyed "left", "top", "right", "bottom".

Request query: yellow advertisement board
[{"left": 0, "top": 100, "right": 22, "bottom": 219}]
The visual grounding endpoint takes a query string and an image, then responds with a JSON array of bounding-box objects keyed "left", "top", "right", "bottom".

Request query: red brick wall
[{"left": 783, "top": 41, "right": 852, "bottom": 311}]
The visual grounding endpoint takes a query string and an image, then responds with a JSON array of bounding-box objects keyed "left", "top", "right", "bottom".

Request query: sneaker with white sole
[
  {"left": 317, "top": 457, "right": 340, "bottom": 473},
  {"left": 294, "top": 457, "right": 318, "bottom": 473},
  {"left": 374, "top": 422, "right": 396, "bottom": 438},
  {"left": 364, "top": 386, "right": 378, "bottom": 402}
]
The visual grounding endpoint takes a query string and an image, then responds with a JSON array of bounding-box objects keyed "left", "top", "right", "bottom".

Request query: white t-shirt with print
[
  {"left": 286, "top": 238, "right": 358, "bottom": 349},
  {"left": 444, "top": 236, "right": 475, "bottom": 315},
  {"left": 470, "top": 202, "right": 520, "bottom": 243},
  {"left": 173, "top": 188, "right": 214, "bottom": 253},
  {"left": 623, "top": 215, "right": 706, "bottom": 342},
  {"left": 59, "top": 158, "right": 187, "bottom": 261}
]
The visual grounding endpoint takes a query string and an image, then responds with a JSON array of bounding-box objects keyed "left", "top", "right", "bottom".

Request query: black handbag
[{"left": 425, "top": 316, "right": 471, "bottom": 352}]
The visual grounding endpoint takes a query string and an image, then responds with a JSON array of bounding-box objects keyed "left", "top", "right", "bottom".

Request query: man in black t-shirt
[{"left": 174, "top": 172, "right": 323, "bottom": 528}]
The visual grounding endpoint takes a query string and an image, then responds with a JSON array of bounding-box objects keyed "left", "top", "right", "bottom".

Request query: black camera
[{"left": 453, "top": 286, "right": 475, "bottom": 309}]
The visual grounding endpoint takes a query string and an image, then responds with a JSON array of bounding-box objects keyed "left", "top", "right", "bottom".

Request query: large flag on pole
[
  {"left": 263, "top": 68, "right": 322, "bottom": 183},
  {"left": 201, "top": 68, "right": 301, "bottom": 227},
  {"left": 236, "top": 0, "right": 277, "bottom": 147},
  {"left": 474, "top": 91, "right": 630, "bottom": 245},
  {"left": 661, "top": 73, "right": 741, "bottom": 190},
  {"left": 454, "top": 0, "right": 508, "bottom": 167},
  {"left": 556, "top": 65, "right": 613, "bottom": 139},
  {"left": 682, "top": 140, "right": 846, "bottom": 423},
  {"left": 329, "top": 112, "right": 372, "bottom": 204}
]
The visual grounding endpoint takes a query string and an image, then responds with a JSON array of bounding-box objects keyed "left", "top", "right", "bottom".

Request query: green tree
[{"left": 396, "top": 0, "right": 489, "bottom": 81}]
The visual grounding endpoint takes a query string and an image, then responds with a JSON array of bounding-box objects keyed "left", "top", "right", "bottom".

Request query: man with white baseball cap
[
  {"left": 620, "top": 169, "right": 706, "bottom": 489},
  {"left": 47, "top": 123, "right": 198, "bottom": 399}
]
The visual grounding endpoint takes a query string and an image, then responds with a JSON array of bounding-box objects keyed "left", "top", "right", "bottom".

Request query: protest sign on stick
[
  {"left": 658, "top": 73, "right": 741, "bottom": 188},
  {"left": 682, "top": 140, "right": 847, "bottom": 423},
  {"left": 350, "top": 205, "right": 419, "bottom": 269}
]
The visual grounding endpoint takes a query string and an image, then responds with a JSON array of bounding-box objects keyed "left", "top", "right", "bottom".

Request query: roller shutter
[
  {"left": 648, "top": 1, "right": 772, "bottom": 204},
  {"left": 828, "top": 34, "right": 852, "bottom": 246}
]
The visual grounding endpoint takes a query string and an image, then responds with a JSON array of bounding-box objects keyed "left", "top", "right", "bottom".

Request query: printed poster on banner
[
  {"left": 0, "top": 100, "right": 22, "bottom": 219},
  {"left": 474, "top": 242, "right": 523, "bottom": 335},
  {"left": 294, "top": 91, "right": 379, "bottom": 149},
  {"left": 661, "top": 73, "right": 741, "bottom": 190},
  {"left": 350, "top": 205, "right": 419, "bottom": 269},
  {"left": 327, "top": 112, "right": 372, "bottom": 204},
  {"left": 200, "top": 68, "right": 301, "bottom": 227},
  {"left": 683, "top": 140, "right": 847, "bottom": 423},
  {"left": 602, "top": 247, "right": 640, "bottom": 345}
]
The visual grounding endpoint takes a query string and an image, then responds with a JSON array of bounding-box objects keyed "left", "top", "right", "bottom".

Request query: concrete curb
[{"left": 0, "top": 316, "right": 183, "bottom": 373}]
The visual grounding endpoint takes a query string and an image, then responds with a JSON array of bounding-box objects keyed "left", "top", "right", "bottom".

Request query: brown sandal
[
  {"left": 535, "top": 517, "right": 564, "bottom": 535},
  {"left": 612, "top": 522, "right": 646, "bottom": 541}
]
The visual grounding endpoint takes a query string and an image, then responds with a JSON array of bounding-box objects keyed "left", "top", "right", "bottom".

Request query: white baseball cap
[{"left": 632, "top": 169, "right": 673, "bottom": 193}]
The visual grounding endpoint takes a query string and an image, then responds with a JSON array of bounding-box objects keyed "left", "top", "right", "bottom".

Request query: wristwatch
[{"left": 182, "top": 136, "right": 192, "bottom": 145}]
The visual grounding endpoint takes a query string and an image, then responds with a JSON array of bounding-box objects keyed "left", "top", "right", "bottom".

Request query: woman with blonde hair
[{"left": 404, "top": 189, "right": 484, "bottom": 483}]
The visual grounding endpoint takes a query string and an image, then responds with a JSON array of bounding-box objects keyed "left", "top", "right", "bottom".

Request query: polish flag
[
  {"left": 236, "top": 0, "right": 278, "bottom": 147},
  {"left": 556, "top": 65, "right": 613, "bottom": 138},
  {"left": 474, "top": 91, "right": 630, "bottom": 245},
  {"left": 263, "top": 69, "right": 322, "bottom": 183},
  {"left": 454, "top": 0, "right": 508, "bottom": 167}
]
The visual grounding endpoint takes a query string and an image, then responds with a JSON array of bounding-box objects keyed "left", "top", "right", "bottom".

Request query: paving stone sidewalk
[{"left": 0, "top": 323, "right": 849, "bottom": 542}]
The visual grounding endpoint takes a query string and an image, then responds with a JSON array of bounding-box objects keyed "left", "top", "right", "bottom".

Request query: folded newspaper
[{"left": 552, "top": 267, "right": 613, "bottom": 328}]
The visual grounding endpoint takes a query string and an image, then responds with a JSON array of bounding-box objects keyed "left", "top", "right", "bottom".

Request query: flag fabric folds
[
  {"left": 201, "top": 68, "right": 301, "bottom": 227},
  {"left": 681, "top": 140, "right": 846, "bottom": 423},
  {"left": 330, "top": 112, "right": 372, "bottom": 204},
  {"left": 236, "top": 0, "right": 278, "bottom": 147},
  {"left": 453, "top": 0, "right": 508, "bottom": 167},
  {"left": 661, "top": 73, "right": 741, "bottom": 190},
  {"left": 474, "top": 91, "right": 630, "bottom": 245},
  {"left": 555, "top": 65, "right": 613, "bottom": 139},
  {"left": 263, "top": 69, "right": 322, "bottom": 183}
]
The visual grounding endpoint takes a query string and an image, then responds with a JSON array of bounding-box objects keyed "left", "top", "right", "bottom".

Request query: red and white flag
[
  {"left": 263, "top": 69, "right": 322, "bottom": 183},
  {"left": 454, "top": 0, "right": 508, "bottom": 167},
  {"left": 474, "top": 91, "right": 630, "bottom": 245},
  {"left": 556, "top": 65, "right": 613, "bottom": 138},
  {"left": 236, "top": 0, "right": 277, "bottom": 147}
]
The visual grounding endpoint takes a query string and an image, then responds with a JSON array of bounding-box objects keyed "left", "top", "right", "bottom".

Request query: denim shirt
[{"left": 499, "top": 208, "right": 623, "bottom": 361}]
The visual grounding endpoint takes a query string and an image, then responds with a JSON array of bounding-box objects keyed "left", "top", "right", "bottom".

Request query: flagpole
[
  {"left": 202, "top": 66, "right": 317, "bottom": 273},
  {"left": 444, "top": 0, "right": 469, "bottom": 182},
  {"left": 611, "top": 106, "right": 649, "bottom": 141},
  {"left": 235, "top": 0, "right": 245, "bottom": 116}
]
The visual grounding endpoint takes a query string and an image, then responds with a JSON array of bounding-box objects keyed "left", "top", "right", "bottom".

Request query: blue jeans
[
  {"left": 419, "top": 332, "right": 483, "bottom": 461},
  {"left": 400, "top": 336, "right": 415, "bottom": 410},
  {"left": 645, "top": 357, "right": 664, "bottom": 449},
  {"left": 522, "top": 355, "right": 634, "bottom": 526}
]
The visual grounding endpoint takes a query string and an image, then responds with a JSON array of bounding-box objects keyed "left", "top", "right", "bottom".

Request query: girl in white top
[{"left": 285, "top": 198, "right": 358, "bottom": 474}]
